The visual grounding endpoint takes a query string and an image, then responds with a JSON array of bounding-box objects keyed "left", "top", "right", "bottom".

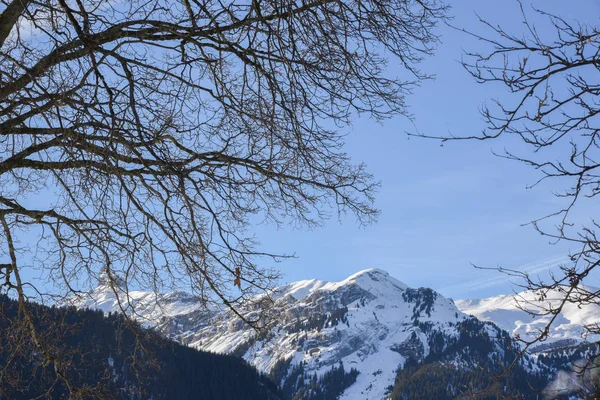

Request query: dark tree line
[
  {"left": 0, "top": 294, "right": 282, "bottom": 399},
  {"left": 279, "top": 362, "right": 358, "bottom": 400}
]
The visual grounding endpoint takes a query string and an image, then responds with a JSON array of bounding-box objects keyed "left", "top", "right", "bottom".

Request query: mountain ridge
[
  {"left": 71, "top": 267, "right": 578, "bottom": 399},
  {"left": 455, "top": 286, "right": 600, "bottom": 346}
]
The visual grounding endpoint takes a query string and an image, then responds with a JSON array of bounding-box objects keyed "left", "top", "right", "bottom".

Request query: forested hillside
[{"left": 0, "top": 295, "right": 281, "bottom": 400}]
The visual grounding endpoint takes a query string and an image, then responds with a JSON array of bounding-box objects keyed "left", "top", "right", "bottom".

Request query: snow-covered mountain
[
  {"left": 182, "top": 269, "right": 472, "bottom": 399},
  {"left": 72, "top": 270, "right": 207, "bottom": 325},
  {"left": 72, "top": 268, "right": 556, "bottom": 399},
  {"left": 455, "top": 286, "right": 600, "bottom": 349}
]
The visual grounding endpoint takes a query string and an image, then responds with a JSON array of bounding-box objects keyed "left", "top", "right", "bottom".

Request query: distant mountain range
[
  {"left": 71, "top": 268, "right": 600, "bottom": 399},
  {"left": 455, "top": 286, "right": 600, "bottom": 347}
]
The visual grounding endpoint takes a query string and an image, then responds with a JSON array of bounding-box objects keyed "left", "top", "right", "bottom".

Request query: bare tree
[
  {"left": 419, "top": 1, "right": 600, "bottom": 391},
  {"left": 0, "top": 0, "right": 447, "bottom": 395}
]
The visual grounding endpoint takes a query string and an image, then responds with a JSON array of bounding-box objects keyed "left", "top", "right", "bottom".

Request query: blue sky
[
  {"left": 13, "top": 0, "right": 598, "bottom": 301},
  {"left": 253, "top": 0, "right": 600, "bottom": 299}
]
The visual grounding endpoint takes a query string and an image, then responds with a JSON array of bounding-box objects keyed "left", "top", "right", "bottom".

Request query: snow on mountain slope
[
  {"left": 178, "top": 269, "right": 466, "bottom": 400},
  {"left": 74, "top": 269, "right": 481, "bottom": 399},
  {"left": 455, "top": 286, "right": 600, "bottom": 346},
  {"left": 73, "top": 268, "right": 553, "bottom": 399},
  {"left": 69, "top": 271, "right": 208, "bottom": 327}
]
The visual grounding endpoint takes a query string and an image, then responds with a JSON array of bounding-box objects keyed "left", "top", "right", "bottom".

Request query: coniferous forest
[{"left": 0, "top": 295, "right": 281, "bottom": 400}]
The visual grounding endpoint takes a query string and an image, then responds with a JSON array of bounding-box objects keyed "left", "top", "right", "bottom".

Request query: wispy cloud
[{"left": 439, "top": 254, "right": 571, "bottom": 297}]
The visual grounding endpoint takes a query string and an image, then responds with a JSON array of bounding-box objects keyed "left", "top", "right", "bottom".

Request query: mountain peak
[
  {"left": 97, "top": 269, "right": 126, "bottom": 289},
  {"left": 279, "top": 269, "right": 408, "bottom": 302},
  {"left": 346, "top": 268, "right": 403, "bottom": 284},
  {"left": 328, "top": 268, "right": 408, "bottom": 295}
]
